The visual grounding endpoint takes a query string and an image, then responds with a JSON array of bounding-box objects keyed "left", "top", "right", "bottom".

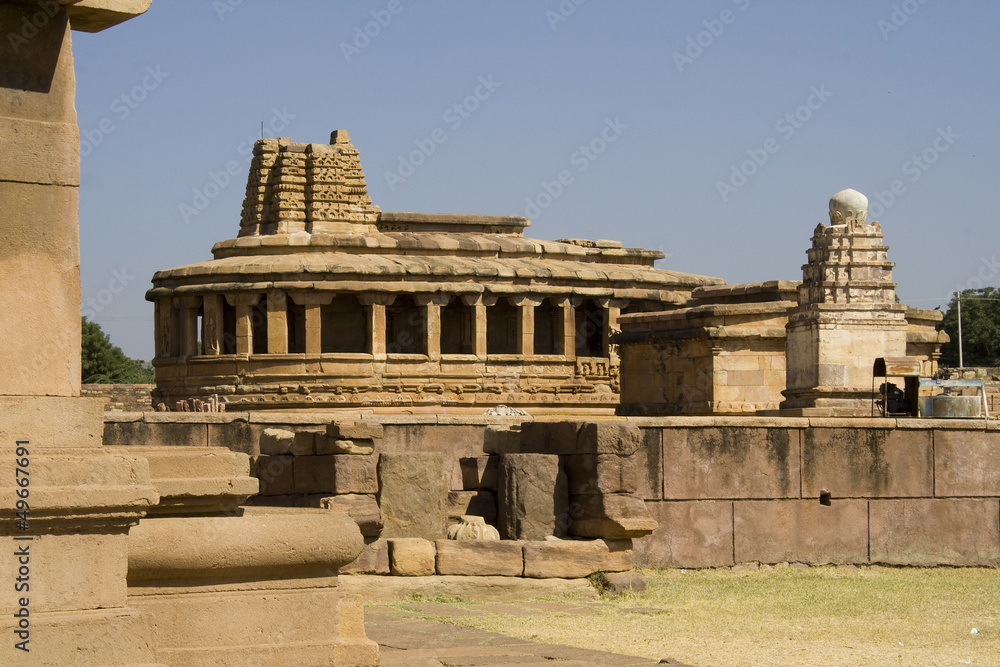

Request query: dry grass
[{"left": 393, "top": 565, "right": 1000, "bottom": 666}]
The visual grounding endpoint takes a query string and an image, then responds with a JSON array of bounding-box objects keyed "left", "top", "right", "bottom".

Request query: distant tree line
[
  {"left": 81, "top": 317, "right": 155, "bottom": 383},
  {"left": 938, "top": 287, "right": 1000, "bottom": 367}
]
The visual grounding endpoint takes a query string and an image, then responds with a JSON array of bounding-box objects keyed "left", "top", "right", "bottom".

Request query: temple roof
[{"left": 149, "top": 130, "right": 724, "bottom": 301}]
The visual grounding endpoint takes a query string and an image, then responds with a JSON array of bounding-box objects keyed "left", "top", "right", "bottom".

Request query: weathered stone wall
[
  {"left": 104, "top": 413, "right": 1000, "bottom": 568},
  {"left": 81, "top": 383, "right": 155, "bottom": 411}
]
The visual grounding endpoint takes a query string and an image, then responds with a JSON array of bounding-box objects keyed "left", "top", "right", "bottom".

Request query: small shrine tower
[{"left": 780, "top": 189, "right": 909, "bottom": 416}]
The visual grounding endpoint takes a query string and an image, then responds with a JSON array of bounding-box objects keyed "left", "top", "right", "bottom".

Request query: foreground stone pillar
[
  {"left": 129, "top": 510, "right": 377, "bottom": 666},
  {"left": 781, "top": 189, "right": 908, "bottom": 416},
  {"left": 1, "top": 2, "right": 162, "bottom": 665}
]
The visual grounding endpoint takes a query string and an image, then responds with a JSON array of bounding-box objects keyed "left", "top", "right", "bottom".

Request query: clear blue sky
[{"left": 72, "top": 1, "right": 1000, "bottom": 360}]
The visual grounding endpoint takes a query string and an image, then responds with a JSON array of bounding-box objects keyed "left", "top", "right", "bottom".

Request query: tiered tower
[
  {"left": 780, "top": 189, "right": 909, "bottom": 416},
  {"left": 239, "top": 131, "right": 379, "bottom": 236}
]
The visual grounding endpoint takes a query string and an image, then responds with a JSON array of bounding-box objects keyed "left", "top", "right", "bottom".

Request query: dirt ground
[{"left": 374, "top": 565, "right": 1000, "bottom": 667}]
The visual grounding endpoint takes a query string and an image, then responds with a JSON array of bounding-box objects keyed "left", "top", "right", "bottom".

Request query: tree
[
  {"left": 81, "top": 317, "right": 155, "bottom": 383},
  {"left": 939, "top": 287, "right": 1000, "bottom": 367}
]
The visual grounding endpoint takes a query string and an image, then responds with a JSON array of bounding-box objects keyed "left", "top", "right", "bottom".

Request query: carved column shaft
[{"left": 266, "top": 291, "right": 288, "bottom": 354}]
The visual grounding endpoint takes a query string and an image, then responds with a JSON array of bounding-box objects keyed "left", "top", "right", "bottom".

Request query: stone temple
[{"left": 148, "top": 131, "right": 722, "bottom": 412}]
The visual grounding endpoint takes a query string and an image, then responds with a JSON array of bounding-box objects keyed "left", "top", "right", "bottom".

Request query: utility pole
[{"left": 957, "top": 291, "right": 964, "bottom": 368}]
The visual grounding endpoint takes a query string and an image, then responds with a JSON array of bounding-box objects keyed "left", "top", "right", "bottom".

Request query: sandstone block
[
  {"left": 663, "top": 427, "right": 799, "bottom": 500},
  {"left": 388, "top": 538, "right": 436, "bottom": 576},
  {"left": 633, "top": 501, "right": 734, "bottom": 569},
  {"left": 435, "top": 540, "right": 523, "bottom": 576},
  {"left": 522, "top": 539, "right": 631, "bottom": 578},
  {"left": 319, "top": 437, "right": 376, "bottom": 455},
  {"left": 292, "top": 456, "right": 337, "bottom": 495},
  {"left": 322, "top": 494, "right": 383, "bottom": 537},
  {"left": 564, "top": 454, "right": 638, "bottom": 495},
  {"left": 447, "top": 489, "right": 497, "bottom": 524},
  {"left": 933, "top": 429, "right": 1000, "bottom": 496},
  {"left": 577, "top": 421, "right": 643, "bottom": 455},
  {"left": 570, "top": 493, "right": 658, "bottom": 539},
  {"left": 802, "top": 428, "right": 932, "bottom": 498},
  {"left": 518, "top": 421, "right": 581, "bottom": 454},
  {"left": 332, "top": 454, "right": 378, "bottom": 495},
  {"left": 870, "top": 498, "right": 1000, "bottom": 566},
  {"left": 483, "top": 425, "right": 522, "bottom": 454},
  {"left": 460, "top": 455, "right": 498, "bottom": 489},
  {"left": 378, "top": 452, "right": 448, "bottom": 538},
  {"left": 497, "top": 453, "right": 568, "bottom": 540},
  {"left": 259, "top": 427, "right": 296, "bottom": 454},
  {"left": 251, "top": 454, "right": 295, "bottom": 495},
  {"left": 328, "top": 420, "right": 384, "bottom": 440},
  {"left": 733, "top": 499, "right": 868, "bottom": 565},
  {"left": 341, "top": 538, "right": 389, "bottom": 574}
]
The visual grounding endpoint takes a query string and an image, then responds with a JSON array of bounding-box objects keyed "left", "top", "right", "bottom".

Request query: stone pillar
[
  {"left": 227, "top": 293, "right": 260, "bottom": 355},
  {"left": 154, "top": 297, "right": 176, "bottom": 359},
  {"left": 290, "top": 293, "right": 332, "bottom": 355},
  {"left": 202, "top": 294, "right": 223, "bottom": 355},
  {"left": 360, "top": 293, "right": 394, "bottom": 360},
  {"left": 177, "top": 296, "right": 200, "bottom": 358},
  {"left": 605, "top": 299, "right": 622, "bottom": 362},
  {"left": 780, "top": 189, "right": 909, "bottom": 416},
  {"left": 266, "top": 290, "right": 288, "bottom": 354},
  {"left": 470, "top": 296, "right": 488, "bottom": 360},
  {"left": 511, "top": 296, "right": 540, "bottom": 357},
  {"left": 559, "top": 298, "right": 578, "bottom": 361},
  {"left": 416, "top": 294, "right": 449, "bottom": 361},
  {"left": 1, "top": 3, "right": 161, "bottom": 664},
  {"left": 0, "top": 3, "right": 81, "bottom": 396}
]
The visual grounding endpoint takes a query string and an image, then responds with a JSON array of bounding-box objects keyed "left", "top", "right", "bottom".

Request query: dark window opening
[
  {"left": 251, "top": 297, "right": 268, "bottom": 355},
  {"left": 321, "top": 295, "right": 369, "bottom": 353},
  {"left": 533, "top": 299, "right": 563, "bottom": 355},
  {"left": 287, "top": 300, "right": 306, "bottom": 354},
  {"left": 386, "top": 295, "right": 426, "bottom": 355},
  {"left": 221, "top": 299, "right": 237, "bottom": 354},
  {"left": 487, "top": 299, "right": 520, "bottom": 355},
  {"left": 575, "top": 299, "right": 607, "bottom": 357},
  {"left": 441, "top": 297, "right": 474, "bottom": 355}
]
